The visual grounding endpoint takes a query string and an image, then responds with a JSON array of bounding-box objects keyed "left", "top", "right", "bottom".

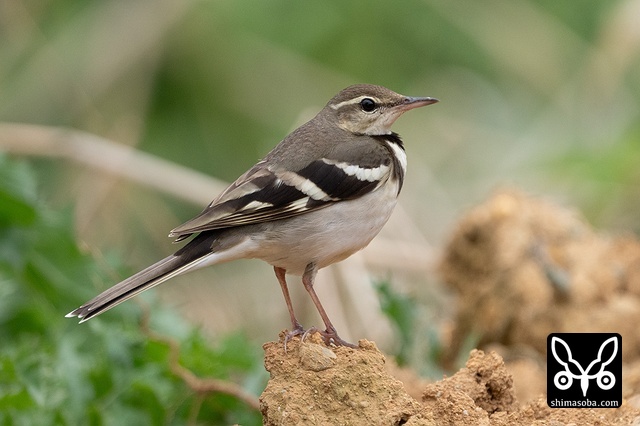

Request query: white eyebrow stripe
[
  {"left": 321, "top": 158, "right": 390, "bottom": 182},
  {"left": 330, "top": 96, "right": 380, "bottom": 110}
]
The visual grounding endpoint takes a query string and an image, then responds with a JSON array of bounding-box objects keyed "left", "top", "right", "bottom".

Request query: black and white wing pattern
[{"left": 169, "top": 134, "right": 405, "bottom": 240}]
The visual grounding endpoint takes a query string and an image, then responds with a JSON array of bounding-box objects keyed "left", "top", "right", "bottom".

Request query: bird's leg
[
  {"left": 274, "top": 267, "right": 304, "bottom": 348},
  {"left": 301, "top": 263, "right": 357, "bottom": 348}
]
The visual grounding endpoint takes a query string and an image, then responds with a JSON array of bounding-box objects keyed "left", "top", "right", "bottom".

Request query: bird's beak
[
  {"left": 398, "top": 96, "right": 439, "bottom": 111},
  {"left": 380, "top": 95, "right": 439, "bottom": 131}
]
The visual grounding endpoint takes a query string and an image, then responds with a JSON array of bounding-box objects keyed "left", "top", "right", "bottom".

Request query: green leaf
[
  {"left": 0, "top": 156, "right": 38, "bottom": 227},
  {"left": 375, "top": 280, "right": 417, "bottom": 366}
]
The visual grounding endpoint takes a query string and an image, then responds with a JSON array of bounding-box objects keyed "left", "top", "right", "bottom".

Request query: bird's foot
[
  {"left": 283, "top": 324, "right": 305, "bottom": 352},
  {"left": 284, "top": 325, "right": 358, "bottom": 350},
  {"left": 315, "top": 326, "right": 358, "bottom": 348},
  {"left": 301, "top": 326, "right": 319, "bottom": 344}
]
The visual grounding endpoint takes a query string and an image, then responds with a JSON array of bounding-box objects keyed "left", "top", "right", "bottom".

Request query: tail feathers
[{"left": 67, "top": 234, "right": 219, "bottom": 322}]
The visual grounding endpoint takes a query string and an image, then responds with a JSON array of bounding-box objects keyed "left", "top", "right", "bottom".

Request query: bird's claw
[
  {"left": 283, "top": 325, "right": 358, "bottom": 351},
  {"left": 283, "top": 324, "right": 305, "bottom": 352},
  {"left": 305, "top": 326, "right": 358, "bottom": 348},
  {"left": 318, "top": 326, "right": 358, "bottom": 348}
]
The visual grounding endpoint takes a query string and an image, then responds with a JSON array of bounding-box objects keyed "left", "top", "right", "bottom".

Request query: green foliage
[
  {"left": 0, "top": 156, "right": 264, "bottom": 425},
  {"left": 375, "top": 280, "right": 417, "bottom": 367},
  {"left": 546, "top": 128, "right": 640, "bottom": 230},
  {"left": 375, "top": 280, "right": 443, "bottom": 377}
]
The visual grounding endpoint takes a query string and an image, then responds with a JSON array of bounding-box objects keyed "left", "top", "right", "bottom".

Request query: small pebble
[{"left": 299, "top": 342, "right": 337, "bottom": 371}]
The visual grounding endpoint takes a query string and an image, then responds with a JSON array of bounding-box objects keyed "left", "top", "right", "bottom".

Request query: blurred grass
[
  {"left": 1, "top": 0, "right": 639, "bottom": 419},
  {"left": 0, "top": 155, "right": 264, "bottom": 424},
  {"left": 2, "top": 0, "right": 637, "bottom": 225}
]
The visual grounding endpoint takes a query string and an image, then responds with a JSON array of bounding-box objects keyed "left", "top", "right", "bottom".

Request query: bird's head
[{"left": 325, "top": 84, "right": 438, "bottom": 136}]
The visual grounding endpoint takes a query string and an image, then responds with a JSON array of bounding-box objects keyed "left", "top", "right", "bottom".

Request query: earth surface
[{"left": 259, "top": 190, "right": 640, "bottom": 425}]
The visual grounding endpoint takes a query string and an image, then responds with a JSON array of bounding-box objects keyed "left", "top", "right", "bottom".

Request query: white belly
[{"left": 250, "top": 180, "right": 400, "bottom": 275}]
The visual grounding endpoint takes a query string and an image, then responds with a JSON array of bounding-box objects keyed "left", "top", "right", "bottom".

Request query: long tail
[{"left": 66, "top": 233, "right": 219, "bottom": 323}]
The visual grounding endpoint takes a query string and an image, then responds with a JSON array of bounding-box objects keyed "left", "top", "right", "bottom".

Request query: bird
[{"left": 66, "top": 84, "right": 438, "bottom": 347}]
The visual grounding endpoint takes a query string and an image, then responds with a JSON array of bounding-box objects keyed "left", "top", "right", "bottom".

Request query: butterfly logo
[{"left": 551, "top": 336, "right": 617, "bottom": 397}]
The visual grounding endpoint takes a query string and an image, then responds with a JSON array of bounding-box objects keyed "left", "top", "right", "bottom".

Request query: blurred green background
[{"left": 1, "top": 0, "right": 639, "bottom": 423}]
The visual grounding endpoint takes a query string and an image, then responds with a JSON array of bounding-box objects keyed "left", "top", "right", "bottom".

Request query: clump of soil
[
  {"left": 422, "top": 349, "right": 518, "bottom": 417},
  {"left": 260, "top": 335, "right": 640, "bottom": 425},
  {"left": 438, "top": 189, "right": 640, "bottom": 365},
  {"left": 259, "top": 189, "right": 640, "bottom": 425},
  {"left": 260, "top": 332, "right": 432, "bottom": 426}
]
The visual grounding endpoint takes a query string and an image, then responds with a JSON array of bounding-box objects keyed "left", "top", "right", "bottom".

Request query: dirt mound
[
  {"left": 260, "top": 333, "right": 431, "bottom": 425},
  {"left": 422, "top": 349, "right": 518, "bottom": 417},
  {"left": 260, "top": 335, "right": 640, "bottom": 425},
  {"left": 259, "top": 190, "right": 640, "bottom": 425},
  {"left": 439, "top": 189, "right": 640, "bottom": 365}
]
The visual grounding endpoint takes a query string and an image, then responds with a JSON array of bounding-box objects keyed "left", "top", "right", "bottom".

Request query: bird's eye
[{"left": 359, "top": 98, "right": 377, "bottom": 112}]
